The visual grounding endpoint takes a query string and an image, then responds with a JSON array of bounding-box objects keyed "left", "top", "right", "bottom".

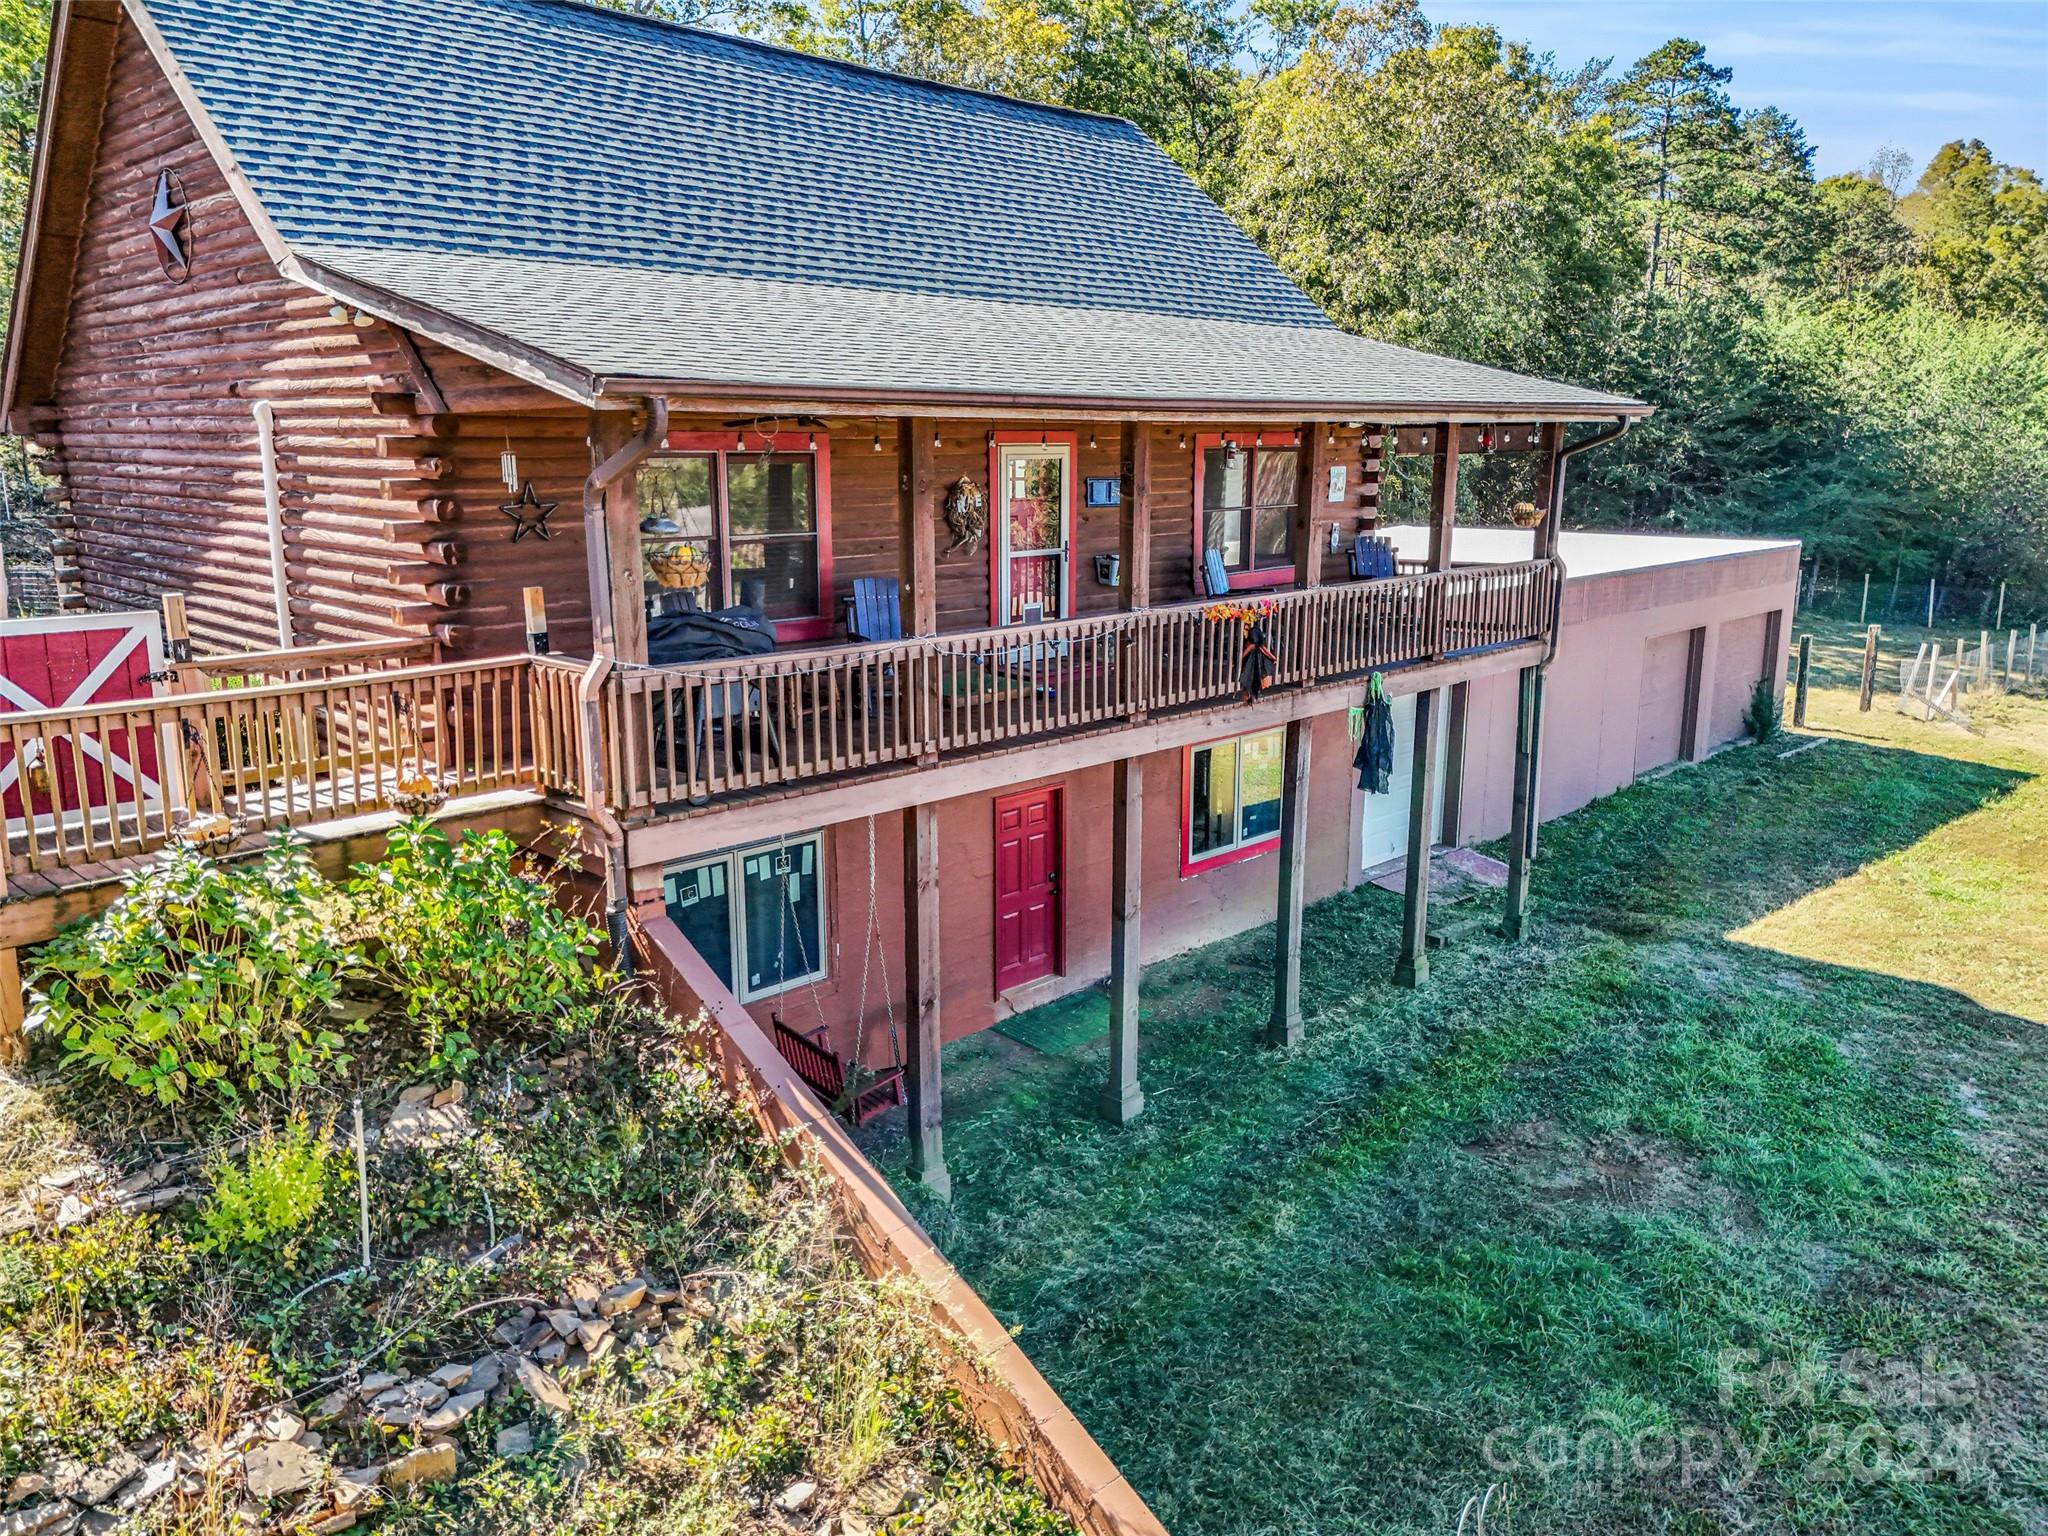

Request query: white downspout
[{"left": 252, "top": 400, "right": 291, "bottom": 647}]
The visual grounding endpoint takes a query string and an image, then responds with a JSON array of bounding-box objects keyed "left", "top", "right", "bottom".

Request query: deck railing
[
  {"left": 0, "top": 562, "right": 1558, "bottom": 884},
  {"left": 0, "top": 656, "right": 540, "bottom": 882},
  {"left": 604, "top": 560, "right": 1560, "bottom": 811}
]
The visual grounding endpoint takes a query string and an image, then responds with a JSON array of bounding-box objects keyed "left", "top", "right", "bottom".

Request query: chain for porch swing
[{"left": 771, "top": 816, "right": 901, "bottom": 1117}]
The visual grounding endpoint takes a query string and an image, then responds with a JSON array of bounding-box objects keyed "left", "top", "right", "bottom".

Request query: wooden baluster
[{"left": 9, "top": 722, "right": 41, "bottom": 874}]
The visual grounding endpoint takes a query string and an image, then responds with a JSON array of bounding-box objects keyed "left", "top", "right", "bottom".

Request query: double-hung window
[
  {"left": 636, "top": 431, "right": 834, "bottom": 642},
  {"left": 1183, "top": 728, "right": 1285, "bottom": 873},
  {"left": 662, "top": 833, "right": 827, "bottom": 1002},
  {"left": 1194, "top": 432, "right": 1299, "bottom": 589}
]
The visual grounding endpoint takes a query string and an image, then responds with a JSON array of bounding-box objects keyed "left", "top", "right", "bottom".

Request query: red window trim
[
  {"left": 1190, "top": 430, "right": 1302, "bottom": 595},
  {"left": 1178, "top": 729, "right": 1285, "bottom": 877},
  {"left": 654, "top": 429, "right": 836, "bottom": 644},
  {"left": 987, "top": 430, "right": 1079, "bottom": 627}
]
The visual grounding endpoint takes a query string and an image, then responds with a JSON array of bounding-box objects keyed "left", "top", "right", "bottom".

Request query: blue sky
[{"left": 1423, "top": 0, "right": 2048, "bottom": 179}]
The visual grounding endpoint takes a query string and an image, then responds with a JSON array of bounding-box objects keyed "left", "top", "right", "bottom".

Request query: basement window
[
  {"left": 637, "top": 431, "right": 834, "bottom": 643},
  {"left": 663, "top": 833, "right": 828, "bottom": 1002},
  {"left": 1183, "top": 727, "right": 1285, "bottom": 874}
]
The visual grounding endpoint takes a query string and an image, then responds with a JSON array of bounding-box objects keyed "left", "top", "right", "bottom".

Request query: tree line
[{"left": 5, "top": 0, "right": 2045, "bottom": 611}]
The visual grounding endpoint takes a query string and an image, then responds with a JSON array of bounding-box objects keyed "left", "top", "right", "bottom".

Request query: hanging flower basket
[
  {"left": 390, "top": 766, "right": 449, "bottom": 819},
  {"left": 169, "top": 809, "right": 245, "bottom": 855},
  {"left": 1510, "top": 501, "right": 1546, "bottom": 529}
]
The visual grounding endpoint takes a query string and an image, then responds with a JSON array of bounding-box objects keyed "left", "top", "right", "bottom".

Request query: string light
[
  {"left": 807, "top": 431, "right": 817, "bottom": 452},
  {"left": 1178, "top": 432, "right": 1187, "bottom": 449},
  {"left": 735, "top": 430, "right": 745, "bottom": 451},
  {"left": 1088, "top": 430, "right": 1097, "bottom": 449},
  {"left": 872, "top": 431, "right": 881, "bottom": 452},
  {"left": 932, "top": 426, "right": 941, "bottom": 449}
]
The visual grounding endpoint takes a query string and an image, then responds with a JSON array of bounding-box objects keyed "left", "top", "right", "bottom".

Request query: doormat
[{"left": 994, "top": 990, "right": 1111, "bottom": 1055}]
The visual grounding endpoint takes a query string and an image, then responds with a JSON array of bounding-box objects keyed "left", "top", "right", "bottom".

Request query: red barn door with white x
[{"left": 0, "top": 612, "right": 169, "bottom": 835}]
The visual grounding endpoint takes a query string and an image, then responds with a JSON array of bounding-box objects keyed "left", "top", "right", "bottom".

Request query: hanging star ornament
[
  {"left": 500, "top": 480, "right": 558, "bottom": 542},
  {"left": 148, "top": 169, "right": 190, "bottom": 280}
]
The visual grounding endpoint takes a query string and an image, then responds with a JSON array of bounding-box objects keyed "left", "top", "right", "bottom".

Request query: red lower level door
[{"left": 993, "top": 785, "right": 1064, "bottom": 993}]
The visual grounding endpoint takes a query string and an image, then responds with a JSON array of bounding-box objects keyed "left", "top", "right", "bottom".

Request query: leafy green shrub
[
  {"left": 28, "top": 838, "right": 362, "bottom": 1110},
  {"left": 347, "top": 822, "right": 601, "bottom": 1069},
  {"left": 196, "top": 1116, "right": 339, "bottom": 1255},
  {"left": 1746, "top": 676, "right": 1781, "bottom": 742}
]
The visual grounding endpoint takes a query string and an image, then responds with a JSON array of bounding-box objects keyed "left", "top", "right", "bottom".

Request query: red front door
[{"left": 994, "top": 785, "right": 1063, "bottom": 993}]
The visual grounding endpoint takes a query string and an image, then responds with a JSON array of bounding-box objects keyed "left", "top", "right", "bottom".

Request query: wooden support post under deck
[
  {"left": 0, "top": 947, "right": 22, "bottom": 1069},
  {"left": 1441, "top": 680, "right": 1470, "bottom": 846},
  {"left": 1267, "top": 716, "right": 1312, "bottom": 1047},
  {"left": 1502, "top": 665, "right": 1538, "bottom": 941},
  {"left": 903, "top": 801, "right": 949, "bottom": 1198},
  {"left": 1526, "top": 424, "right": 1566, "bottom": 856},
  {"left": 1101, "top": 757, "right": 1146, "bottom": 1122},
  {"left": 1394, "top": 685, "right": 1443, "bottom": 988}
]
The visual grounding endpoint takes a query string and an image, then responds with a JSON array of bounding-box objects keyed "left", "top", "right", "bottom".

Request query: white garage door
[{"left": 1361, "top": 694, "right": 1449, "bottom": 873}]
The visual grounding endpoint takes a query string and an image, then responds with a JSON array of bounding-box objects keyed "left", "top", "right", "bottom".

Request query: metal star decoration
[
  {"left": 148, "top": 169, "right": 190, "bottom": 279},
  {"left": 500, "top": 480, "right": 558, "bottom": 542}
]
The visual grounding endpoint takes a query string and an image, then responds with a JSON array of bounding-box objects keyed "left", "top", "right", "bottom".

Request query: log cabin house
[{"left": 0, "top": 0, "right": 1796, "bottom": 1196}]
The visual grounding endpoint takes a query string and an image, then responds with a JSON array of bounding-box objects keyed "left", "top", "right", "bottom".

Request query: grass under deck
[{"left": 881, "top": 623, "right": 2048, "bottom": 1535}]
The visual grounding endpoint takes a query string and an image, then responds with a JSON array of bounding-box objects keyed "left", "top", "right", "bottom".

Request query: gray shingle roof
[{"left": 141, "top": 0, "right": 1645, "bottom": 414}]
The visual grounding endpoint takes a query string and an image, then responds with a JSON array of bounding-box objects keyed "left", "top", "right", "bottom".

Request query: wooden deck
[
  {"left": 602, "top": 560, "right": 1560, "bottom": 813},
  {"left": 0, "top": 563, "right": 1559, "bottom": 902}
]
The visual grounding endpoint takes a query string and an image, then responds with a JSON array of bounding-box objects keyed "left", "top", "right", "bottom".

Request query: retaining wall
[{"left": 631, "top": 910, "right": 1167, "bottom": 1536}]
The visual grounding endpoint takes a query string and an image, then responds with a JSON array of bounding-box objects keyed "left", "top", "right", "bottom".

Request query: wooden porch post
[
  {"left": 1119, "top": 421, "right": 1151, "bottom": 721},
  {"left": 592, "top": 410, "right": 650, "bottom": 666},
  {"left": 903, "top": 801, "right": 949, "bottom": 1198},
  {"left": 1427, "top": 422, "right": 1460, "bottom": 575},
  {"left": 1101, "top": 757, "right": 1146, "bottom": 1122},
  {"left": 898, "top": 418, "right": 937, "bottom": 637},
  {"left": 1292, "top": 422, "right": 1330, "bottom": 591},
  {"left": 1502, "top": 664, "right": 1538, "bottom": 940},
  {"left": 1119, "top": 422, "right": 1151, "bottom": 611},
  {"left": 1267, "top": 716, "right": 1312, "bottom": 1047}
]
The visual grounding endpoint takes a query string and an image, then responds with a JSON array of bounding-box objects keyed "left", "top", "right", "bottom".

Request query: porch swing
[{"left": 768, "top": 817, "right": 907, "bottom": 1127}]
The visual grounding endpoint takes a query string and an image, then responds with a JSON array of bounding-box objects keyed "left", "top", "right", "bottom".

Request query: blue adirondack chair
[
  {"left": 843, "top": 577, "right": 903, "bottom": 642},
  {"left": 1200, "top": 548, "right": 1231, "bottom": 597},
  {"left": 842, "top": 577, "right": 902, "bottom": 717},
  {"left": 1350, "top": 535, "right": 1395, "bottom": 580}
]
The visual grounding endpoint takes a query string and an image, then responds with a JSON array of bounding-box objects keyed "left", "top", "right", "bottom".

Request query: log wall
[
  {"left": 32, "top": 17, "right": 595, "bottom": 659},
  {"left": 654, "top": 417, "right": 1384, "bottom": 640}
]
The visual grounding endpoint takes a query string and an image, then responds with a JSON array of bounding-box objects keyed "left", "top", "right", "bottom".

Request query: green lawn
[{"left": 881, "top": 671, "right": 2048, "bottom": 1535}]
